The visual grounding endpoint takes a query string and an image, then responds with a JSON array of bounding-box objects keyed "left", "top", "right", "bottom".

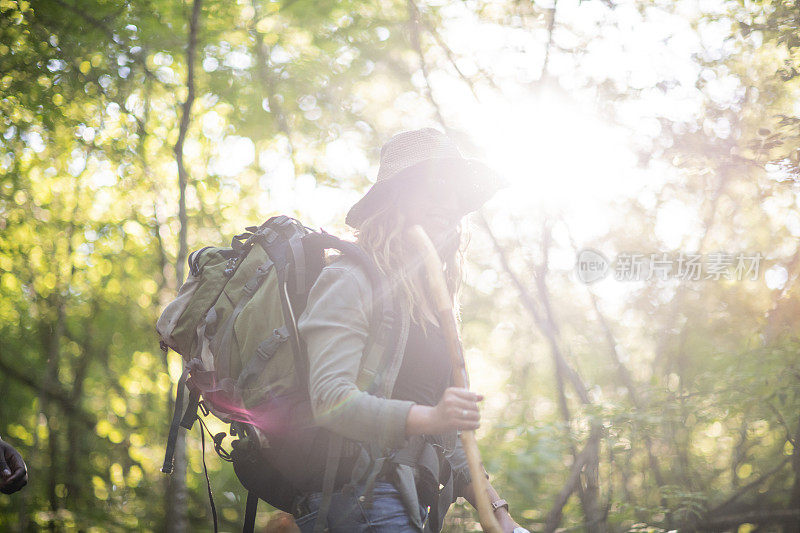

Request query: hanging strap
[
  {"left": 358, "top": 455, "right": 387, "bottom": 510},
  {"left": 161, "top": 365, "right": 189, "bottom": 474},
  {"left": 356, "top": 438, "right": 445, "bottom": 530},
  {"left": 391, "top": 438, "right": 440, "bottom": 481},
  {"left": 199, "top": 421, "right": 219, "bottom": 533},
  {"left": 313, "top": 433, "right": 344, "bottom": 533},
  {"left": 179, "top": 387, "right": 201, "bottom": 430},
  {"left": 429, "top": 463, "right": 454, "bottom": 533},
  {"left": 242, "top": 491, "right": 258, "bottom": 533}
]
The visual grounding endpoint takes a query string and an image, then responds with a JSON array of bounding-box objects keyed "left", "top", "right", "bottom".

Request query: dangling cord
[
  {"left": 198, "top": 416, "right": 232, "bottom": 462},
  {"left": 200, "top": 422, "right": 220, "bottom": 533}
]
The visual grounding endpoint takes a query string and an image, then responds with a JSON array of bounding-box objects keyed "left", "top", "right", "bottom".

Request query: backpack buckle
[
  {"left": 223, "top": 256, "right": 239, "bottom": 277},
  {"left": 255, "top": 227, "right": 279, "bottom": 244}
]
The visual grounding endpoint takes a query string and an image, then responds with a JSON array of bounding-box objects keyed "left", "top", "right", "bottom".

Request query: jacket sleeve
[{"left": 296, "top": 264, "right": 415, "bottom": 451}]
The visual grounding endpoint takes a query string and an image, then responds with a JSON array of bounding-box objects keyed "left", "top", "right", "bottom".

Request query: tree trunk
[
  {"left": 788, "top": 414, "right": 800, "bottom": 531},
  {"left": 249, "top": 0, "right": 300, "bottom": 179},
  {"left": 166, "top": 1, "right": 201, "bottom": 531}
]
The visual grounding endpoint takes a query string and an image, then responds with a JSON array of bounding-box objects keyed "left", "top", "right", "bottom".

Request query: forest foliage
[{"left": 1, "top": 0, "right": 799, "bottom": 531}]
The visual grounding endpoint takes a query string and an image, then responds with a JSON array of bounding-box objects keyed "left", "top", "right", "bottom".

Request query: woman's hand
[
  {"left": 495, "top": 507, "right": 528, "bottom": 533},
  {"left": 405, "top": 387, "right": 483, "bottom": 436},
  {"left": 0, "top": 439, "right": 28, "bottom": 494},
  {"left": 461, "top": 480, "right": 530, "bottom": 533},
  {"left": 432, "top": 387, "right": 483, "bottom": 432}
]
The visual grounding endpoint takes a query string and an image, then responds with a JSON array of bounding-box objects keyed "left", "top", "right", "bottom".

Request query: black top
[{"left": 391, "top": 319, "right": 452, "bottom": 406}]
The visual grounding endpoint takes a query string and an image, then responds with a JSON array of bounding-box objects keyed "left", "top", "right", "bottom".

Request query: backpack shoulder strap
[
  {"left": 292, "top": 230, "right": 401, "bottom": 532},
  {"left": 299, "top": 232, "right": 398, "bottom": 396},
  {"left": 356, "top": 305, "right": 396, "bottom": 395}
]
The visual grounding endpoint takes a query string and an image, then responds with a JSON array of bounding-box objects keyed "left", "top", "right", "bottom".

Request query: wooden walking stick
[{"left": 406, "top": 224, "right": 503, "bottom": 533}]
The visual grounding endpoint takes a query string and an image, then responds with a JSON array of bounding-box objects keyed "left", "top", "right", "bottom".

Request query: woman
[{"left": 295, "top": 128, "right": 526, "bottom": 533}]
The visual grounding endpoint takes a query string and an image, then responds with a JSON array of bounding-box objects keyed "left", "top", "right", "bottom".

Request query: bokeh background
[{"left": 1, "top": 0, "right": 799, "bottom": 531}]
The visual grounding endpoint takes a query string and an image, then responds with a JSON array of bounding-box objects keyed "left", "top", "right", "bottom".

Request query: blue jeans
[{"left": 295, "top": 481, "right": 429, "bottom": 533}]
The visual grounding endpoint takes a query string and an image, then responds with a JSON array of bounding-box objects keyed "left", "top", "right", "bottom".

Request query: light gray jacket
[{"left": 296, "top": 254, "right": 475, "bottom": 529}]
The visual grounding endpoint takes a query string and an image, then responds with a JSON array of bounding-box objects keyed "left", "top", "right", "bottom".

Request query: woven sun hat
[{"left": 345, "top": 127, "right": 507, "bottom": 229}]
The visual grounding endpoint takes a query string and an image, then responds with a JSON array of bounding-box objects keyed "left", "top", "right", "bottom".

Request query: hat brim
[{"left": 345, "top": 157, "right": 507, "bottom": 229}]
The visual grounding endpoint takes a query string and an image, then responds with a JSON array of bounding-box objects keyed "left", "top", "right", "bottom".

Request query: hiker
[
  {"left": 0, "top": 435, "right": 28, "bottom": 494},
  {"left": 293, "top": 128, "right": 526, "bottom": 532}
]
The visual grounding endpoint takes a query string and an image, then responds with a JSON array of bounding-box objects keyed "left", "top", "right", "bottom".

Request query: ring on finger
[{"left": 461, "top": 409, "right": 468, "bottom": 417}]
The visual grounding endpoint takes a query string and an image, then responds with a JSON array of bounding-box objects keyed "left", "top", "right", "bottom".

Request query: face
[{"left": 401, "top": 173, "right": 463, "bottom": 255}]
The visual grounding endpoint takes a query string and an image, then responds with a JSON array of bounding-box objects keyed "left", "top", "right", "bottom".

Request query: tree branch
[
  {"left": 478, "top": 212, "right": 606, "bottom": 532},
  {"left": 0, "top": 356, "right": 95, "bottom": 429},
  {"left": 544, "top": 439, "right": 594, "bottom": 532},
  {"left": 707, "top": 456, "right": 791, "bottom": 515},
  {"left": 698, "top": 508, "right": 800, "bottom": 531},
  {"left": 408, "top": 0, "right": 448, "bottom": 132},
  {"left": 408, "top": 0, "right": 500, "bottom": 96},
  {"left": 540, "top": 0, "right": 558, "bottom": 81}
]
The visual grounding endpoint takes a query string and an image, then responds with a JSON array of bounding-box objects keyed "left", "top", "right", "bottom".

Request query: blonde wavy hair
[{"left": 354, "top": 191, "right": 468, "bottom": 336}]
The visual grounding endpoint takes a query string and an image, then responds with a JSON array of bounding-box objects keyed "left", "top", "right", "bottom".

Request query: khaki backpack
[{"left": 157, "top": 215, "right": 396, "bottom": 532}]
